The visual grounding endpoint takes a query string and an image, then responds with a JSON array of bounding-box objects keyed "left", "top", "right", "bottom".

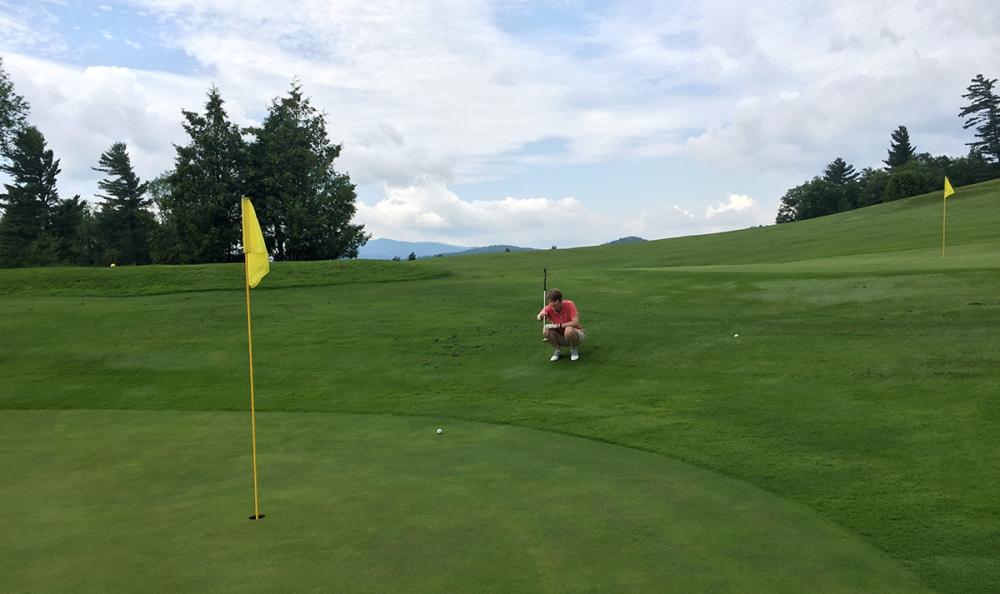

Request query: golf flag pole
[
  {"left": 942, "top": 177, "right": 955, "bottom": 257},
  {"left": 241, "top": 197, "right": 269, "bottom": 521}
]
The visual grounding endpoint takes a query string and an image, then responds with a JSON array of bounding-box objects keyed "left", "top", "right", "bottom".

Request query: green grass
[
  {"left": 0, "top": 410, "right": 929, "bottom": 593},
  {"left": 0, "top": 258, "right": 448, "bottom": 297},
  {"left": 2, "top": 179, "right": 1000, "bottom": 592}
]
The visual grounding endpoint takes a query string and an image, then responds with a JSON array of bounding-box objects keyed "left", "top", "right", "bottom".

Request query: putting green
[{"left": 1, "top": 410, "right": 929, "bottom": 593}]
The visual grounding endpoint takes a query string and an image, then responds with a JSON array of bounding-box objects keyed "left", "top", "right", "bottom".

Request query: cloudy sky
[{"left": 1, "top": 1, "right": 997, "bottom": 248}]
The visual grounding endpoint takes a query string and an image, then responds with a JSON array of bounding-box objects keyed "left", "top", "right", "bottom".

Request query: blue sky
[{"left": 1, "top": 0, "right": 996, "bottom": 247}]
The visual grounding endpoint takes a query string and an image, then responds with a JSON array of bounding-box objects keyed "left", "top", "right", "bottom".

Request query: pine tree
[
  {"left": 247, "top": 82, "right": 368, "bottom": 260},
  {"left": 959, "top": 74, "right": 1000, "bottom": 163},
  {"left": 147, "top": 173, "right": 182, "bottom": 264},
  {"left": 0, "top": 126, "right": 61, "bottom": 267},
  {"left": 884, "top": 126, "right": 916, "bottom": 168},
  {"left": 823, "top": 158, "right": 859, "bottom": 185},
  {"left": 51, "top": 195, "right": 98, "bottom": 265},
  {"left": 947, "top": 148, "right": 996, "bottom": 185},
  {"left": 93, "top": 142, "right": 154, "bottom": 265},
  {"left": 0, "top": 57, "right": 29, "bottom": 161},
  {"left": 161, "top": 86, "right": 247, "bottom": 263}
]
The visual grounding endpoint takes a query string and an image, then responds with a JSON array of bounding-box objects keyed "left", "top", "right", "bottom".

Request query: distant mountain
[
  {"left": 358, "top": 238, "right": 469, "bottom": 260},
  {"left": 448, "top": 244, "right": 536, "bottom": 256},
  {"left": 360, "top": 236, "right": 644, "bottom": 259},
  {"left": 602, "top": 236, "right": 647, "bottom": 246},
  {"left": 359, "top": 239, "right": 536, "bottom": 259}
]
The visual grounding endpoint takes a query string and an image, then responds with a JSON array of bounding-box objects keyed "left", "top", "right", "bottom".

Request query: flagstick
[
  {"left": 942, "top": 195, "right": 947, "bottom": 258},
  {"left": 244, "top": 258, "right": 263, "bottom": 520}
]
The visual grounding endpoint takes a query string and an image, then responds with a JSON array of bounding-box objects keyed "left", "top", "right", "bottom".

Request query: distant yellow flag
[
  {"left": 944, "top": 176, "right": 955, "bottom": 199},
  {"left": 241, "top": 197, "right": 269, "bottom": 288}
]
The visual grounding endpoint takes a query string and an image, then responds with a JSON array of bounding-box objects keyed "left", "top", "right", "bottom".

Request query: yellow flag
[
  {"left": 944, "top": 176, "right": 955, "bottom": 199},
  {"left": 241, "top": 197, "right": 269, "bottom": 288}
]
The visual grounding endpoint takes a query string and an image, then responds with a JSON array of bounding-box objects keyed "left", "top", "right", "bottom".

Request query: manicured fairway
[
  {"left": 2, "top": 180, "right": 1000, "bottom": 593},
  {"left": 0, "top": 410, "right": 929, "bottom": 593}
]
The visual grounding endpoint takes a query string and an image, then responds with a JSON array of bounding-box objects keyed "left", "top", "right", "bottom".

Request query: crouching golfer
[{"left": 536, "top": 289, "right": 586, "bottom": 362}]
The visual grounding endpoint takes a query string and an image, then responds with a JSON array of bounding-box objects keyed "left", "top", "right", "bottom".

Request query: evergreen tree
[
  {"left": 161, "top": 86, "right": 247, "bottom": 263},
  {"left": 51, "top": 195, "right": 98, "bottom": 265},
  {"left": 247, "top": 82, "right": 368, "bottom": 260},
  {"left": 823, "top": 157, "right": 862, "bottom": 208},
  {"left": 959, "top": 74, "right": 1000, "bottom": 163},
  {"left": 946, "top": 148, "right": 997, "bottom": 186},
  {"left": 0, "top": 126, "right": 61, "bottom": 267},
  {"left": 0, "top": 57, "right": 29, "bottom": 161},
  {"left": 147, "top": 173, "right": 183, "bottom": 264},
  {"left": 884, "top": 125, "right": 916, "bottom": 168},
  {"left": 407, "top": 251, "right": 417, "bottom": 261},
  {"left": 823, "top": 158, "right": 859, "bottom": 185},
  {"left": 93, "top": 142, "right": 154, "bottom": 265}
]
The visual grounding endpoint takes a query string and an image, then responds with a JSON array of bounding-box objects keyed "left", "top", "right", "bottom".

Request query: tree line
[
  {"left": 776, "top": 74, "right": 1000, "bottom": 223},
  {"left": 0, "top": 57, "right": 368, "bottom": 268}
]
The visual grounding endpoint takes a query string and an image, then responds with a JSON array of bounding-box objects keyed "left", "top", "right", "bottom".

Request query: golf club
[{"left": 541, "top": 268, "right": 548, "bottom": 340}]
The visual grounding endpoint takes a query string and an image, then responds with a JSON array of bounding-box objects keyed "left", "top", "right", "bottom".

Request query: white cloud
[
  {"left": 2, "top": 0, "right": 998, "bottom": 246},
  {"left": 672, "top": 205, "right": 696, "bottom": 219},
  {"left": 705, "top": 194, "right": 754, "bottom": 218},
  {"left": 0, "top": 3, "right": 65, "bottom": 55},
  {"left": 356, "top": 181, "right": 610, "bottom": 247},
  {"left": 142, "top": 0, "right": 993, "bottom": 180},
  {"left": 1, "top": 54, "right": 215, "bottom": 200},
  {"left": 355, "top": 182, "right": 772, "bottom": 247},
  {"left": 616, "top": 192, "right": 772, "bottom": 241}
]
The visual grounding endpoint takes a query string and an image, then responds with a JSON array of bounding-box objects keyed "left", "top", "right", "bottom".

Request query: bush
[
  {"left": 883, "top": 165, "right": 936, "bottom": 202},
  {"left": 858, "top": 168, "right": 890, "bottom": 206}
]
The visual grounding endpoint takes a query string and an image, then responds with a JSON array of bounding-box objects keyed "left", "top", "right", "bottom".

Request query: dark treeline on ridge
[
  {"left": 0, "top": 57, "right": 368, "bottom": 268},
  {"left": 776, "top": 73, "right": 1000, "bottom": 223}
]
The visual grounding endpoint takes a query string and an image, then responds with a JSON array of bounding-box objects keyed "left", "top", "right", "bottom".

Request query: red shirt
[{"left": 539, "top": 300, "right": 583, "bottom": 330}]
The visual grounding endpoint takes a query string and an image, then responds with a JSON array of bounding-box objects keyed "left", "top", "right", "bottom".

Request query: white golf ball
[
  {"left": 734, "top": 333, "right": 739, "bottom": 338},
  {"left": 436, "top": 428, "right": 443, "bottom": 435}
]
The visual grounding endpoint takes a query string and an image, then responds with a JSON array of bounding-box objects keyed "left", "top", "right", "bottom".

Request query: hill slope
[{"left": 358, "top": 238, "right": 469, "bottom": 259}]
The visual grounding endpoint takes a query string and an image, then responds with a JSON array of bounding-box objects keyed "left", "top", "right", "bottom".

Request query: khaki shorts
[{"left": 552, "top": 328, "right": 586, "bottom": 346}]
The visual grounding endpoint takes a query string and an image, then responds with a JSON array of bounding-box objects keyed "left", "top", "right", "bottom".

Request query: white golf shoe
[
  {"left": 570, "top": 349, "right": 580, "bottom": 361},
  {"left": 549, "top": 350, "right": 562, "bottom": 362}
]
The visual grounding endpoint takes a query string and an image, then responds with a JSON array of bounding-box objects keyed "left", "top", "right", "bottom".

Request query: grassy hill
[{"left": 2, "top": 179, "right": 999, "bottom": 592}]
